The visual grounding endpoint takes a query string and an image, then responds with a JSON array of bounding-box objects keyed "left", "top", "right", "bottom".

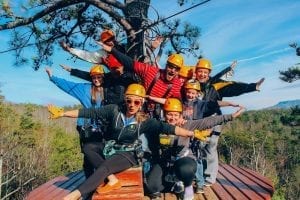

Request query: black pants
[
  {"left": 174, "top": 157, "right": 197, "bottom": 186},
  {"left": 144, "top": 163, "right": 164, "bottom": 194},
  {"left": 146, "top": 157, "right": 197, "bottom": 194},
  {"left": 78, "top": 152, "right": 137, "bottom": 195},
  {"left": 76, "top": 126, "right": 104, "bottom": 178}
]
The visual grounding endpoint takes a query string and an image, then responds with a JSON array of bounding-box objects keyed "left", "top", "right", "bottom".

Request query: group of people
[{"left": 46, "top": 29, "right": 264, "bottom": 200}]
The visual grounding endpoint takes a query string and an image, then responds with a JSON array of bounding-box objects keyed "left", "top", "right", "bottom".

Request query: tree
[
  {"left": 279, "top": 43, "right": 300, "bottom": 83},
  {"left": 0, "top": 0, "right": 206, "bottom": 70}
]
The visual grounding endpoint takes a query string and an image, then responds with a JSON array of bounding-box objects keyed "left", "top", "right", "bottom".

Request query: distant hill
[{"left": 267, "top": 99, "right": 300, "bottom": 109}]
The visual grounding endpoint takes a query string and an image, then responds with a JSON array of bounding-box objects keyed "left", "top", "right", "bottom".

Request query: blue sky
[{"left": 0, "top": 0, "right": 299, "bottom": 110}]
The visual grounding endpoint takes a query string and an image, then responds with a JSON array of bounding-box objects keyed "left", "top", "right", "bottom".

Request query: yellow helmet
[
  {"left": 167, "top": 54, "right": 184, "bottom": 69},
  {"left": 163, "top": 98, "right": 182, "bottom": 112},
  {"left": 184, "top": 79, "right": 201, "bottom": 91},
  {"left": 179, "top": 65, "right": 195, "bottom": 78},
  {"left": 196, "top": 58, "right": 212, "bottom": 71},
  {"left": 125, "top": 84, "right": 146, "bottom": 98},
  {"left": 90, "top": 65, "right": 104, "bottom": 76}
]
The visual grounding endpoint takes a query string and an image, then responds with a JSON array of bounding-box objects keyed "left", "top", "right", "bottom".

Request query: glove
[
  {"left": 48, "top": 105, "right": 64, "bottom": 119},
  {"left": 194, "top": 129, "right": 211, "bottom": 141}
]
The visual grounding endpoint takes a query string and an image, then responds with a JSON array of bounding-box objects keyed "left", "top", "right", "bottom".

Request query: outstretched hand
[
  {"left": 59, "top": 64, "right": 71, "bottom": 72},
  {"left": 95, "top": 41, "right": 112, "bottom": 52},
  {"left": 48, "top": 104, "right": 64, "bottom": 119},
  {"left": 230, "top": 60, "right": 237, "bottom": 70},
  {"left": 194, "top": 129, "right": 211, "bottom": 141},
  {"left": 45, "top": 67, "right": 52, "bottom": 78},
  {"left": 232, "top": 105, "right": 246, "bottom": 118},
  {"left": 59, "top": 41, "right": 70, "bottom": 51}
]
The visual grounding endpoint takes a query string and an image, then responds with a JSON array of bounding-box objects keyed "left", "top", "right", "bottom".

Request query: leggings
[
  {"left": 78, "top": 152, "right": 137, "bottom": 195},
  {"left": 174, "top": 157, "right": 197, "bottom": 186}
]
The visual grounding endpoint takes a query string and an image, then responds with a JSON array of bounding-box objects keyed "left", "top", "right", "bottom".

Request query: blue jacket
[{"left": 50, "top": 76, "right": 102, "bottom": 127}]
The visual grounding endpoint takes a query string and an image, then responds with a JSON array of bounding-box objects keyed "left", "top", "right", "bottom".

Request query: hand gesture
[
  {"left": 48, "top": 104, "right": 64, "bottom": 119},
  {"left": 59, "top": 41, "right": 70, "bottom": 51},
  {"left": 232, "top": 106, "right": 246, "bottom": 118},
  {"left": 45, "top": 67, "right": 52, "bottom": 77},
  {"left": 59, "top": 64, "right": 71, "bottom": 72},
  {"left": 95, "top": 41, "right": 112, "bottom": 52},
  {"left": 194, "top": 129, "right": 211, "bottom": 141}
]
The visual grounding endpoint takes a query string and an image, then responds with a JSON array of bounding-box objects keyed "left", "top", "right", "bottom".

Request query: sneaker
[
  {"left": 195, "top": 186, "right": 204, "bottom": 194},
  {"left": 149, "top": 192, "right": 161, "bottom": 200},
  {"left": 204, "top": 181, "right": 212, "bottom": 187},
  {"left": 183, "top": 185, "right": 194, "bottom": 200},
  {"left": 171, "top": 181, "right": 184, "bottom": 193},
  {"left": 96, "top": 180, "right": 122, "bottom": 194}
]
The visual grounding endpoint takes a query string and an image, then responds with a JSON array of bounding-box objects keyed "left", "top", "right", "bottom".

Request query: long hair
[{"left": 91, "top": 85, "right": 104, "bottom": 104}]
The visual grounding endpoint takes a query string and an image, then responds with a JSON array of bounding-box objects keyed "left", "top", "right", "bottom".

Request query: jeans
[
  {"left": 204, "top": 133, "right": 220, "bottom": 184},
  {"left": 195, "top": 159, "right": 205, "bottom": 187}
]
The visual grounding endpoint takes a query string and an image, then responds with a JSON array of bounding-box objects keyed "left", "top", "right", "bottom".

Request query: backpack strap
[{"left": 147, "top": 70, "right": 173, "bottom": 98}]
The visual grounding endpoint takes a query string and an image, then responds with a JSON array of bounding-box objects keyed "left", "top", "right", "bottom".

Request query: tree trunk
[{"left": 125, "top": 0, "right": 150, "bottom": 60}]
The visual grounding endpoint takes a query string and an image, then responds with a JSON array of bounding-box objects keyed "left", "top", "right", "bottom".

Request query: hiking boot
[
  {"left": 171, "top": 181, "right": 184, "bottom": 193},
  {"left": 204, "top": 181, "right": 212, "bottom": 187},
  {"left": 195, "top": 186, "right": 204, "bottom": 194},
  {"left": 149, "top": 192, "right": 161, "bottom": 200}
]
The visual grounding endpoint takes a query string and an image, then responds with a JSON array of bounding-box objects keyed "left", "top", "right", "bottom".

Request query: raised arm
[
  {"left": 60, "top": 41, "right": 105, "bottom": 64},
  {"left": 210, "top": 61, "right": 237, "bottom": 83},
  {"left": 60, "top": 64, "right": 91, "bottom": 82},
  {"left": 97, "top": 41, "right": 134, "bottom": 71},
  {"left": 148, "top": 96, "right": 166, "bottom": 104},
  {"left": 217, "top": 100, "right": 239, "bottom": 107},
  {"left": 184, "top": 106, "right": 245, "bottom": 130}
]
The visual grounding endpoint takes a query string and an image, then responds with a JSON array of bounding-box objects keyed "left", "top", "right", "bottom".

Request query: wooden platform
[{"left": 26, "top": 164, "right": 274, "bottom": 200}]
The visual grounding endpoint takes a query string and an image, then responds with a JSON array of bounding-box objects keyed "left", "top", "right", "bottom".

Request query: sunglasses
[{"left": 126, "top": 99, "right": 142, "bottom": 106}]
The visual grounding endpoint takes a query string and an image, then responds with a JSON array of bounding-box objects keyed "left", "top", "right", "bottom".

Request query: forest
[{"left": 0, "top": 92, "right": 299, "bottom": 200}]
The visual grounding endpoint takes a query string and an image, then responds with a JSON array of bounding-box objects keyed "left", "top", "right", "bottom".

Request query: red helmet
[
  {"left": 100, "top": 30, "right": 115, "bottom": 43},
  {"left": 104, "top": 54, "right": 122, "bottom": 69}
]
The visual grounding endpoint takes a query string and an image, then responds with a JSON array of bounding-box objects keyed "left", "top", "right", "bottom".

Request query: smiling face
[
  {"left": 165, "top": 64, "right": 180, "bottom": 81},
  {"left": 165, "top": 111, "right": 181, "bottom": 125},
  {"left": 91, "top": 74, "right": 104, "bottom": 87},
  {"left": 195, "top": 68, "right": 210, "bottom": 83},
  {"left": 125, "top": 95, "right": 143, "bottom": 116},
  {"left": 185, "top": 88, "right": 199, "bottom": 101}
]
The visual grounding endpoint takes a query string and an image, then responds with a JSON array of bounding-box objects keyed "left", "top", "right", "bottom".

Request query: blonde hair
[{"left": 91, "top": 85, "right": 104, "bottom": 104}]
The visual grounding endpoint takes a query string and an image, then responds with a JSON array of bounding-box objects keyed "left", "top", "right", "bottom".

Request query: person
[
  {"left": 46, "top": 65, "right": 104, "bottom": 177},
  {"left": 98, "top": 41, "right": 184, "bottom": 119},
  {"left": 60, "top": 29, "right": 124, "bottom": 71},
  {"left": 144, "top": 98, "right": 245, "bottom": 199},
  {"left": 59, "top": 53, "right": 140, "bottom": 105},
  {"left": 194, "top": 58, "right": 264, "bottom": 186},
  {"left": 48, "top": 84, "right": 206, "bottom": 200},
  {"left": 45, "top": 65, "right": 120, "bottom": 194},
  {"left": 181, "top": 80, "right": 241, "bottom": 193}
]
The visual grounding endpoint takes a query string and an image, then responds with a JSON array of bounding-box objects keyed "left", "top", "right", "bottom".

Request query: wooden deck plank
[
  {"left": 218, "top": 164, "right": 264, "bottom": 200},
  {"left": 236, "top": 166, "right": 274, "bottom": 194},
  {"left": 216, "top": 168, "right": 250, "bottom": 200},
  {"left": 222, "top": 164, "right": 274, "bottom": 199},
  {"left": 209, "top": 170, "right": 235, "bottom": 200}
]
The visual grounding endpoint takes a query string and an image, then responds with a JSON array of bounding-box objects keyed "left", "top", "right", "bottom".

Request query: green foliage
[
  {"left": 48, "top": 127, "right": 81, "bottom": 178},
  {"left": 0, "top": 100, "right": 81, "bottom": 199},
  {"left": 220, "top": 108, "right": 300, "bottom": 200}
]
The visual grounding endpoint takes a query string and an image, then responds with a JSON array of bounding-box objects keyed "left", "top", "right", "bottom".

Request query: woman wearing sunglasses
[{"left": 48, "top": 83, "right": 204, "bottom": 200}]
